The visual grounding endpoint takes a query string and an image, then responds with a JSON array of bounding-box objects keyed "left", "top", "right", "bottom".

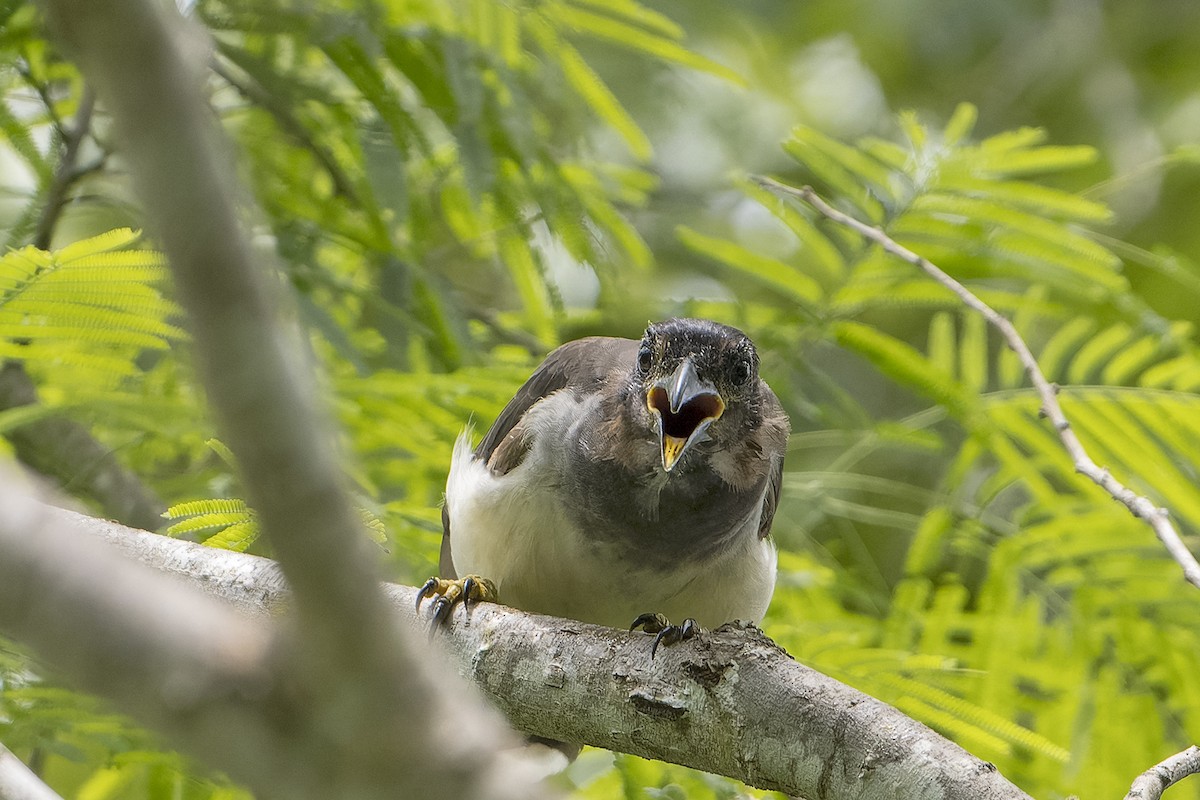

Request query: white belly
[{"left": 444, "top": 425, "right": 777, "bottom": 630}]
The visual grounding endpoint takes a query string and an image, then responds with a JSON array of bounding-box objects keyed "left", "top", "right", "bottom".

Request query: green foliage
[
  {"left": 2, "top": 0, "right": 1199, "bottom": 797},
  {"left": 0, "top": 650, "right": 250, "bottom": 800},
  {"left": 164, "top": 497, "right": 259, "bottom": 552},
  {"left": 0, "top": 4, "right": 734, "bottom": 793},
  {"left": 679, "top": 103, "right": 1200, "bottom": 798},
  {"left": 0, "top": 228, "right": 216, "bottom": 501},
  {"left": 163, "top": 482, "right": 388, "bottom": 554},
  {"left": 201, "top": 0, "right": 699, "bottom": 363},
  {"left": 0, "top": 229, "right": 181, "bottom": 378}
]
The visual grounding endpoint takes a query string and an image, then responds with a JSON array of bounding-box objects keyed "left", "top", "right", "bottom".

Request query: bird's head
[{"left": 633, "top": 318, "right": 762, "bottom": 473}]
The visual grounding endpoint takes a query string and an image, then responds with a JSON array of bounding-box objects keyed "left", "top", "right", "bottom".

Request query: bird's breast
[{"left": 444, "top": 390, "right": 776, "bottom": 628}]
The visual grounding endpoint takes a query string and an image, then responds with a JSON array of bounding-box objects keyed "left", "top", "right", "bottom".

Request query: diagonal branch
[
  {"left": 32, "top": 87, "right": 96, "bottom": 250},
  {"left": 41, "top": 0, "right": 540, "bottom": 798},
  {"left": 4, "top": 497, "right": 1038, "bottom": 800},
  {"left": 0, "top": 477, "right": 531, "bottom": 799},
  {"left": 0, "top": 743, "right": 64, "bottom": 800},
  {"left": 753, "top": 176, "right": 1200, "bottom": 592},
  {"left": 1125, "top": 746, "right": 1200, "bottom": 800}
]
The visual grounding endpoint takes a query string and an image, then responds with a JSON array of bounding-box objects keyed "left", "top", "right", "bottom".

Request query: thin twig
[
  {"left": 33, "top": 88, "right": 96, "bottom": 250},
  {"left": 471, "top": 307, "right": 546, "bottom": 356},
  {"left": 15, "top": 60, "right": 69, "bottom": 142},
  {"left": 753, "top": 176, "right": 1200, "bottom": 591},
  {"left": 1125, "top": 745, "right": 1200, "bottom": 800},
  {"left": 209, "top": 55, "right": 361, "bottom": 203}
]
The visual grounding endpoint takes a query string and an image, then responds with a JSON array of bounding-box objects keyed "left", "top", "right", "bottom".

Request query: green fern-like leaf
[
  {"left": 706, "top": 108, "right": 1200, "bottom": 792},
  {"left": 0, "top": 96, "right": 51, "bottom": 185},
  {"left": 677, "top": 225, "right": 823, "bottom": 309},
  {"left": 543, "top": 3, "right": 742, "bottom": 85},
  {"left": 880, "top": 673, "right": 1071, "bottom": 762},
  {"left": 164, "top": 498, "right": 260, "bottom": 552},
  {"left": 0, "top": 229, "right": 182, "bottom": 380},
  {"left": 163, "top": 498, "right": 388, "bottom": 553},
  {"left": 201, "top": 520, "right": 261, "bottom": 553},
  {"left": 832, "top": 320, "right": 978, "bottom": 421}
]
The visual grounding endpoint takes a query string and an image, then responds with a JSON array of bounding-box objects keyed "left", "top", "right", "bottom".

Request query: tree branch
[
  {"left": 753, "top": 177, "right": 1200, "bottom": 592},
  {"left": 32, "top": 87, "right": 95, "bottom": 251},
  {"left": 14, "top": 59, "right": 68, "bottom": 143},
  {"left": 0, "top": 476, "right": 535, "bottom": 799},
  {"left": 1125, "top": 746, "right": 1200, "bottom": 800},
  {"left": 41, "top": 0, "right": 540, "bottom": 798},
  {"left": 0, "top": 362, "right": 164, "bottom": 532},
  {"left": 0, "top": 743, "right": 64, "bottom": 800},
  {"left": 25, "top": 500, "right": 1037, "bottom": 800},
  {"left": 208, "top": 54, "right": 361, "bottom": 204}
]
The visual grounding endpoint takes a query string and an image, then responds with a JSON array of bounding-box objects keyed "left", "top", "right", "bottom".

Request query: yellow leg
[{"left": 415, "top": 574, "right": 498, "bottom": 631}]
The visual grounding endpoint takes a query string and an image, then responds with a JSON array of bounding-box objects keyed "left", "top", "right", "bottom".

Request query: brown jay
[{"left": 419, "top": 318, "right": 789, "bottom": 653}]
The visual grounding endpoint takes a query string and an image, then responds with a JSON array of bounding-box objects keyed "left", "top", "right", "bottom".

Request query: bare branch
[
  {"left": 45, "top": 0, "right": 381, "bottom": 657},
  {"left": 754, "top": 177, "right": 1200, "bottom": 592},
  {"left": 41, "top": 0, "right": 540, "bottom": 797},
  {"left": 0, "top": 743, "right": 64, "bottom": 800},
  {"left": 0, "top": 478, "right": 536, "bottom": 799},
  {"left": 48, "top": 502, "right": 1037, "bottom": 800},
  {"left": 32, "top": 87, "right": 95, "bottom": 250},
  {"left": 1125, "top": 746, "right": 1200, "bottom": 800}
]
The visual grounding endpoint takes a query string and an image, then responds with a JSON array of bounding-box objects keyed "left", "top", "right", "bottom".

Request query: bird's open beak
[{"left": 646, "top": 358, "right": 725, "bottom": 472}]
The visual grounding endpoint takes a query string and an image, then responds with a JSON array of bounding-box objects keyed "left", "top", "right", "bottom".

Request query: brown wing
[
  {"left": 440, "top": 336, "right": 638, "bottom": 575},
  {"left": 758, "top": 452, "right": 785, "bottom": 539},
  {"left": 474, "top": 336, "right": 638, "bottom": 467},
  {"left": 439, "top": 503, "right": 456, "bottom": 577},
  {"left": 755, "top": 385, "right": 789, "bottom": 540}
]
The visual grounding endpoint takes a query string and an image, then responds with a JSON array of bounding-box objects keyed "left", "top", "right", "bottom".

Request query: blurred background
[
  {"left": 2, "top": 0, "right": 1200, "bottom": 798},
  {"left": 590, "top": 0, "right": 1200, "bottom": 321}
]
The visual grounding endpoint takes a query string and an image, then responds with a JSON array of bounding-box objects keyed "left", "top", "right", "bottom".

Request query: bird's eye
[
  {"left": 730, "top": 357, "right": 753, "bottom": 387},
  {"left": 637, "top": 346, "right": 653, "bottom": 373}
]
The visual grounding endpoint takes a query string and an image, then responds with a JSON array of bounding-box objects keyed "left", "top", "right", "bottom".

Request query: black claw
[
  {"left": 630, "top": 612, "right": 661, "bottom": 632},
  {"left": 430, "top": 595, "right": 454, "bottom": 632},
  {"left": 416, "top": 578, "right": 438, "bottom": 611},
  {"left": 650, "top": 627, "right": 673, "bottom": 658},
  {"left": 632, "top": 613, "right": 702, "bottom": 657},
  {"left": 462, "top": 576, "right": 477, "bottom": 613},
  {"left": 649, "top": 618, "right": 700, "bottom": 659}
]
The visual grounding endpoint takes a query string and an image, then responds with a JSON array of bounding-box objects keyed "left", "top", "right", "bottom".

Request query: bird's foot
[
  {"left": 415, "top": 574, "right": 497, "bottom": 632},
  {"left": 630, "top": 612, "right": 701, "bottom": 658}
]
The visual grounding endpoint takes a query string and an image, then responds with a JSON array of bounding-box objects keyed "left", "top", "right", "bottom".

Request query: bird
[{"left": 418, "top": 317, "right": 789, "bottom": 654}]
